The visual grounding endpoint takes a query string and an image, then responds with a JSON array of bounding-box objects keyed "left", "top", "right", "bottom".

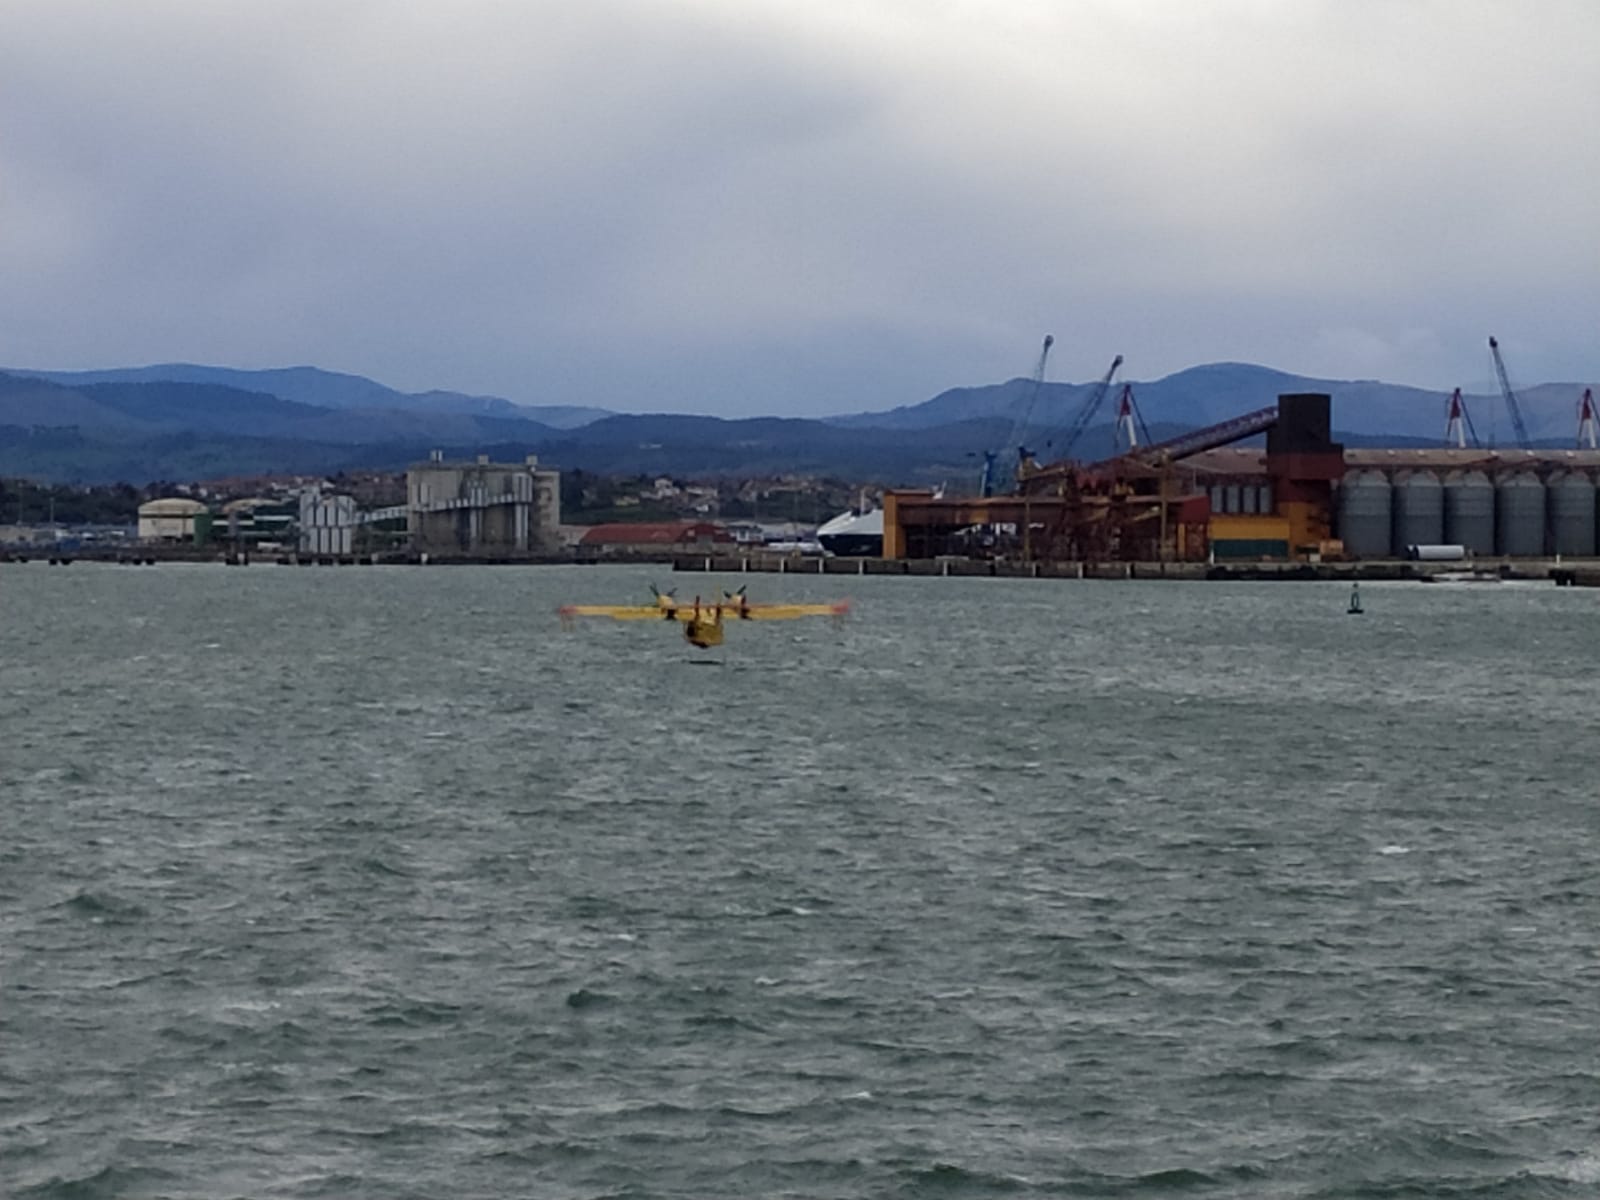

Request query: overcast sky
[{"left": 2, "top": 0, "right": 1595, "bottom": 416}]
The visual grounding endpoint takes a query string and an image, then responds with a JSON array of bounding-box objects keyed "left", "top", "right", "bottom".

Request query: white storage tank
[
  {"left": 1406, "top": 544, "right": 1468, "bottom": 561},
  {"left": 1337, "top": 470, "right": 1393, "bottom": 558}
]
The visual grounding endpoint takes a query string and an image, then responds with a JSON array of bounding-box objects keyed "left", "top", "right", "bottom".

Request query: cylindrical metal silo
[
  {"left": 1495, "top": 471, "right": 1546, "bottom": 557},
  {"left": 1242, "top": 485, "right": 1258, "bottom": 514},
  {"left": 1224, "top": 484, "right": 1242, "bottom": 514},
  {"left": 1443, "top": 470, "right": 1495, "bottom": 555},
  {"left": 1258, "top": 483, "right": 1275, "bottom": 515},
  {"left": 1338, "top": 469, "right": 1392, "bottom": 558},
  {"left": 1392, "top": 470, "right": 1443, "bottom": 551},
  {"left": 1548, "top": 471, "right": 1595, "bottom": 557},
  {"left": 1209, "top": 484, "right": 1225, "bottom": 513}
]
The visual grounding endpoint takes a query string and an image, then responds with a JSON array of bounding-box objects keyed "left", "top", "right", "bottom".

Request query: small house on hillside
[{"left": 577, "top": 522, "right": 735, "bottom": 558}]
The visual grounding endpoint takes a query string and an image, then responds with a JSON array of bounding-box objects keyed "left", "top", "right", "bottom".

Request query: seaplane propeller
[{"left": 647, "top": 583, "right": 681, "bottom": 619}]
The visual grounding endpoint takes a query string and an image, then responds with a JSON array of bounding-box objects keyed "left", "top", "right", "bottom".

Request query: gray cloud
[{"left": 2, "top": 0, "right": 1595, "bottom": 417}]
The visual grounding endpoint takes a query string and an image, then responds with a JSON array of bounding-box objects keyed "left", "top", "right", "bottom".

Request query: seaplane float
[{"left": 559, "top": 586, "right": 851, "bottom": 649}]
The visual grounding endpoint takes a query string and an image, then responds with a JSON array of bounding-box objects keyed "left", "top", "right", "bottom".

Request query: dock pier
[
  {"left": 674, "top": 554, "right": 1593, "bottom": 583},
  {"left": 7, "top": 547, "right": 1596, "bottom": 583}
]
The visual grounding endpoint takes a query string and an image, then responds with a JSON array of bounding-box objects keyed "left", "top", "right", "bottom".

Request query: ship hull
[
  {"left": 817, "top": 532, "right": 883, "bottom": 557},
  {"left": 816, "top": 506, "right": 883, "bottom": 557}
]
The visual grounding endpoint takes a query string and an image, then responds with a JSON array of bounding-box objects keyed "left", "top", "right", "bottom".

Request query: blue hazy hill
[
  {"left": 836, "top": 361, "right": 1591, "bottom": 447},
  {"left": 7, "top": 363, "right": 609, "bottom": 430},
  {"left": 0, "top": 373, "right": 560, "bottom": 446},
  {"left": 2, "top": 359, "right": 1594, "bottom": 484}
]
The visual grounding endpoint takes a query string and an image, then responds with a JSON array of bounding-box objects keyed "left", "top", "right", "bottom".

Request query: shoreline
[{"left": 8, "top": 546, "right": 1600, "bottom": 585}]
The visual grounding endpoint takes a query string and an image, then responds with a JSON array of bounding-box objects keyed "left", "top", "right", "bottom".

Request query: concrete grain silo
[
  {"left": 1548, "top": 471, "right": 1596, "bottom": 557},
  {"left": 1443, "top": 470, "right": 1495, "bottom": 555},
  {"left": 1337, "top": 470, "right": 1392, "bottom": 558},
  {"left": 1495, "top": 471, "right": 1546, "bottom": 557},
  {"left": 1392, "top": 470, "right": 1444, "bottom": 550}
]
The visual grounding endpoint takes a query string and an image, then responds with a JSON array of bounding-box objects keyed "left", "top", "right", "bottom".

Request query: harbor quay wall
[
  {"left": 672, "top": 553, "right": 1596, "bottom": 583},
  {"left": 0, "top": 546, "right": 583, "bottom": 567},
  {"left": 9, "top": 545, "right": 1600, "bottom": 584}
]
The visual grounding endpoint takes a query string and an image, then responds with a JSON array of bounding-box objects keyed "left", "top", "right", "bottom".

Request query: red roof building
[{"left": 577, "top": 522, "right": 735, "bottom": 556}]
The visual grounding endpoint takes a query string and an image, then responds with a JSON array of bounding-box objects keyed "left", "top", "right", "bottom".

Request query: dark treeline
[{"left": 0, "top": 479, "right": 146, "bottom": 525}]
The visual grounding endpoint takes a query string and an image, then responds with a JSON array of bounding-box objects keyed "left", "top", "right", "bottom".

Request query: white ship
[{"left": 816, "top": 503, "right": 883, "bottom": 557}]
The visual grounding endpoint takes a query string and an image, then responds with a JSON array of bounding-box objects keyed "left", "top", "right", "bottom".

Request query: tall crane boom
[
  {"left": 980, "top": 334, "right": 1054, "bottom": 497},
  {"left": 1004, "top": 334, "right": 1055, "bottom": 452},
  {"left": 1036, "top": 353, "right": 1123, "bottom": 465},
  {"left": 1488, "top": 336, "right": 1532, "bottom": 450}
]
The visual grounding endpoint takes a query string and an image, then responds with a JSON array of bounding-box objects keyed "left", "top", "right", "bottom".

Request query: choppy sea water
[{"left": 2, "top": 562, "right": 1598, "bottom": 1199}]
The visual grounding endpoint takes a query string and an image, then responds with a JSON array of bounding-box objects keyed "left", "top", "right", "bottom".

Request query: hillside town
[{"left": 0, "top": 457, "right": 882, "bottom": 562}]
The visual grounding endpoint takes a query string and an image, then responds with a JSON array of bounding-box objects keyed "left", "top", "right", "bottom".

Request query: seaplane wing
[
  {"left": 559, "top": 590, "right": 850, "bottom": 647},
  {"left": 558, "top": 604, "right": 679, "bottom": 621},
  {"left": 735, "top": 601, "right": 852, "bottom": 620}
]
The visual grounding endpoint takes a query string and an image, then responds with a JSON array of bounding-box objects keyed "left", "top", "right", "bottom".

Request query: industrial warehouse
[
  {"left": 883, "top": 392, "right": 1343, "bottom": 565},
  {"left": 1208, "top": 446, "right": 1600, "bottom": 561},
  {"left": 846, "top": 338, "right": 1600, "bottom": 570},
  {"left": 877, "top": 390, "right": 1600, "bottom": 567},
  {"left": 670, "top": 387, "right": 1600, "bottom": 581}
]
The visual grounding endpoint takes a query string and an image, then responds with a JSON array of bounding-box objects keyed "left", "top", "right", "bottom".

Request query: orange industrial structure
[{"left": 882, "top": 393, "right": 1347, "bottom": 564}]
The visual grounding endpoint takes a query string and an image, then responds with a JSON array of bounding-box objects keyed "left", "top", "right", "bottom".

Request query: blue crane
[{"left": 1488, "top": 336, "right": 1532, "bottom": 450}]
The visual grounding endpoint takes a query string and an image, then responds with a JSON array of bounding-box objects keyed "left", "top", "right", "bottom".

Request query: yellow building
[{"left": 137, "top": 497, "right": 209, "bottom": 542}]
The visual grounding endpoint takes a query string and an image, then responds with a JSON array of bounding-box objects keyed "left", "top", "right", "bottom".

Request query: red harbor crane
[
  {"left": 1113, "top": 383, "right": 1151, "bottom": 451},
  {"left": 1445, "top": 387, "right": 1479, "bottom": 448}
]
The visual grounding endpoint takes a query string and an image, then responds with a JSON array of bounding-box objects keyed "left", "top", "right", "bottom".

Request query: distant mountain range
[
  {"left": 15, "top": 363, "right": 609, "bottom": 428},
  {"left": 842, "top": 362, "right": 1591, "bottom": 446},
  {"left": 0, "top": 361, "right": 1591, "bottom": 485}
]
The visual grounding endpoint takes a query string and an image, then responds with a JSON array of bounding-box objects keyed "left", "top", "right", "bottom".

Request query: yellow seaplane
[{"left": 559, "top": 586, "right": 850, "bottom": 649}]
